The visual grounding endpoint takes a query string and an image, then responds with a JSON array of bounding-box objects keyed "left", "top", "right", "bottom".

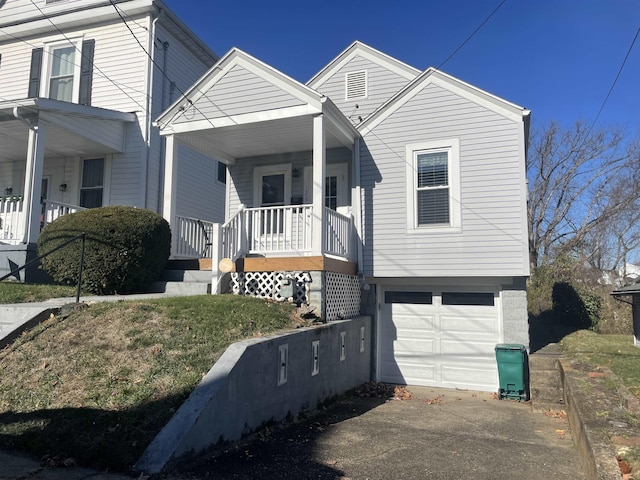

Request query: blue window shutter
[
  {"left": 79, "top": 39, "right": 95, "bottom": 106},
  {"left": 28, "top": 48, "right": 43, "bottom": 98}
]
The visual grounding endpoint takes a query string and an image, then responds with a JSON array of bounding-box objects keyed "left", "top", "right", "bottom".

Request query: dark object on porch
[
  {"left": 495, "top": 344, "right": 529, "bottom": 401},
  {"left": 196, "top": 219, "right": 213, "bottom": 258},
  {"left": 37, "top": 206, "right": 170, "bottom": 294}
]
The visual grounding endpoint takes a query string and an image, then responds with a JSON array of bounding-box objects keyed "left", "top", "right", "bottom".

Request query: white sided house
[
  {"left": 156, "top": 42, "right": 531, "bottom": 392},
  {"left": 0, "top": 0, "right": 226, "bottom": 280}
]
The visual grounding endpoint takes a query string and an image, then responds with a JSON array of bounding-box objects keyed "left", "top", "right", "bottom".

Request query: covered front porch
[
  {"left": 0, "top": 98, "right": 136, "bottom": 279},
  {"left": 158, "top": 49, "right": 363, "bottom": 285},
  {"left": 156, "top": 49, "right": 363, "bottom": 318}
]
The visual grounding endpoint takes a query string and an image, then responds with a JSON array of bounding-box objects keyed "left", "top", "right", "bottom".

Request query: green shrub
[{"left": 37, "top": 206, "right": 170, "bottom": 294}]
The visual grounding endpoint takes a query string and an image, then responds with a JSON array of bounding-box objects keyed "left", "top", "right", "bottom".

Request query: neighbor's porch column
[
  {"left": 22, "top": 119, "right": 46, "bottom": 244},
  {"left": 312, "top": 114, "right": 326, "bottom": 256},
  {"left": 162, "top": 134, "right": 178, "bottom": 255}
]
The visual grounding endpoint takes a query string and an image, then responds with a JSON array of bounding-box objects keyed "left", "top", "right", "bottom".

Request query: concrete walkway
[
  {"left": 0, "top": 387, "right": 581, "bottom": 480},
  {"left": 175, "top": 387, "right": 582, "bottom": 480},
  {"left": 0, "top": 292, "right": 187, "bottom": 348}
]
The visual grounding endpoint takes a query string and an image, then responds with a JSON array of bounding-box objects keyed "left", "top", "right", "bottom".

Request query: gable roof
[
  {"left": 359, "top": 66, "right": 530, "bottom": 135},
  {"left": 306, "top": 41, "right": 420, "bottom": 89},
  {"left": 156, "top": 47, "right": 330, "bottom": 132}
]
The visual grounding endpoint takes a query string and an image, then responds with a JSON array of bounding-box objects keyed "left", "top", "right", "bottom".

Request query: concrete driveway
[{"left": 175, "top": 386, "right": 582, "bottom": 479}]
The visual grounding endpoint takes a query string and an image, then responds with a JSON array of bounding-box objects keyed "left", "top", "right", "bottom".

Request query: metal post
[{"left": 76, "top": 232, "right": 86, "bottom": 304}]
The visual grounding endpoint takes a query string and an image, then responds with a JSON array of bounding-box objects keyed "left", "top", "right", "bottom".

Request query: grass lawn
[
  {"left": 561, "top": 330, "right": 640, "bottom": 399},
  {"left": 0, "top": 282, "right": 78, "bottom": 303},
  {"left": 0, "top": 295, "right": 300, "bottom": 472}
]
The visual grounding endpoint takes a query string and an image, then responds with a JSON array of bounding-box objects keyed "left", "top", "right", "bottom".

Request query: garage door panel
[
  {"left": 394, "top": 338, "right": 435, "bottom": 355},
  {"left": 440, "top": 339, "right": 497, "bottom": 356},
  {"left": 440, "top": 314, "right": 498, "bottom": 335},
  {"left": 378, "top": 287, "right": 501, "bottom": 392},
  {"left": 441, "top": 362, "right": 497, "bottom": 389}
]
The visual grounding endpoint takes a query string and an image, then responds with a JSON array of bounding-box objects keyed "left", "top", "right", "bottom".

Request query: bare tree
[{"left": 527, "top": 120, "right": 640, "bottom": 271}]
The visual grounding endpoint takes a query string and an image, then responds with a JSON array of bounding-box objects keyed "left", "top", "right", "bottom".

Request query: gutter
[{"left": 142, "top": 10, "right": 163, "bottom": 209}]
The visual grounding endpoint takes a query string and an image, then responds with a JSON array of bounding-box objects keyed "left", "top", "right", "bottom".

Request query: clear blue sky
[{"left": 164, "top": 0, "right": 640, "bottom": 133}]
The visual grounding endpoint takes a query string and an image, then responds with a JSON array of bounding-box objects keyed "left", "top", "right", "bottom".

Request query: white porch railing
[
  {"left": 221, "top": 207, "right": 247, "bottom": 261},
  {"left": 173, "top": 215, "right": 215, "bottom": 259},
  {"left": 0, "top": 197, "right": 25, "bottom": 244},
  {"left": 324, "top": 207, "right": 353, "bottom": 259},
  {"left": 248, "top": 205, "right": 313, "bottom": 255},
  {"left": 42, "top": 200, "right": 85, "bottom": 226}
]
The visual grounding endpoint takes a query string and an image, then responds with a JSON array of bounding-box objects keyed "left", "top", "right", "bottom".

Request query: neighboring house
[
  {"left": 156, "top": 41, "right": 531, "bottom": 392},
  {"left": 0, "top": 0, "right": 226, "bottom": 280}
]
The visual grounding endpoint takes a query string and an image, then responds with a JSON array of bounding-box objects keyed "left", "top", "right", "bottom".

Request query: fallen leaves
[
  {"left": 544, "top": 409, "right": 567, "bottom": 420},
  {"left": 355, "top": 382, "right": 412, "bottom": 400},
  {"left": 555, "top": 429, "right": 566, "bottom": 440}
]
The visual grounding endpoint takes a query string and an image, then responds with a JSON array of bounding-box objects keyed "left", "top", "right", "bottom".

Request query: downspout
[
  {"left": 353, "top": 137, "right": 368, "bottom": 290},
  {"left": 156, "top": 41, "right": 170, "bottom": 213},
  {"left": 142, "top": 9, "right": 163, "bottom": 209}
]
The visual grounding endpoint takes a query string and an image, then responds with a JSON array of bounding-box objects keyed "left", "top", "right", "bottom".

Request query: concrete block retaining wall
[{"left": 135, "top": 315, "right": 372, "bottom": 474}]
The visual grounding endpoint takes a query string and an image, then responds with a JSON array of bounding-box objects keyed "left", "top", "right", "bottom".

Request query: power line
[
  {"left": 436, "top": 0, "right": 508, "bottom": 71},
  {"left": 0, "top": 26, "right": 151, "bottom": 108},
  {"left": 26, "top": 0, "right": 149, "bottom": 114},
  {"left": 108, "top": 0, "right": 222, "bottom": 130},
  {"left": 588, "top": 26, "right": 640, "bottom": 135}
]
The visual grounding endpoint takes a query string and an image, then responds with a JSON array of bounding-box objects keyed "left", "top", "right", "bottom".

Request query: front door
[
  {"left": 303, "top": 164, "right": 349, "bottom": 216},
  {"left": 252, "top": 165, "right": 292, "bottom": 251}
]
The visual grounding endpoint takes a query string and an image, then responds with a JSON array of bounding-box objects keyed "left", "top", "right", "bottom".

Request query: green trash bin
[{"left": 495, "top": 344, "right": 529, "bottom": 401}]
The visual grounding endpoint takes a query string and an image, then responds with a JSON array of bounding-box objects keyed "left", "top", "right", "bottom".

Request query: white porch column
[
  {"left": 312, "top": 114, "right": 326, "bottom": 256},
  {"left": 162, "top": 134, "right": 178, "bottom": 255},
  {"left": 22, "top": 120, "right": 46, "bottom": 244}
]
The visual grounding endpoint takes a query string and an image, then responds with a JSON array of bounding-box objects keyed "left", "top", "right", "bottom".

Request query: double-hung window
[
  {"left": 48, "top": 44, "right": 76, "bottom": 102},
  {"left": 406, "top": 139, "right": 460, "bottom": 232},
  {"left": 80, "top": 158, "right": 104, "bottom": 208},
  {"left": 28, "top": 38, "right": 95, "bottom": 105}
]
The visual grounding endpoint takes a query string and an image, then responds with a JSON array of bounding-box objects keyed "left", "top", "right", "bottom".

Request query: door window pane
[
  {"left": 261, "top": 174, "right": 285, "bottom": 206},
  {"left": 325, "top": 175, "right": 338, "bottom": 210}
]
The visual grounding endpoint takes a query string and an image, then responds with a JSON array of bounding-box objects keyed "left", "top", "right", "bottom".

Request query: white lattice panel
[
  {"left": 230, "top": 272, "right": 310, "bottom": 304},
  {"left": 325, "top": 272, "right": 361, "bottom": 321}
]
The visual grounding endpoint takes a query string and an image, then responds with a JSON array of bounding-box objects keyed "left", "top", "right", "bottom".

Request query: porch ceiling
[
  {"left": 176, "top": 115, "right": 353, "bottom": 162},
  {"left": 0, "top": 99, "right": 137, "bottom": 164}
]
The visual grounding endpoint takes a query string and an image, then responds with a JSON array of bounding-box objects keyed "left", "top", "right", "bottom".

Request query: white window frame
[
  {"left": 78, "top": 156, "right": 111, "bottom": 208},
  {"left": 405, "top": 139, "right": 461, "bottom": 233},
  {"left": 41, "top": 37, "right": 83, "bottom": 102}
]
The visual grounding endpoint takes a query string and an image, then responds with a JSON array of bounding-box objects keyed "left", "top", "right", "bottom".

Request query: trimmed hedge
[{"left": 38, "top": 206, "right": 170, "bottom": 294}]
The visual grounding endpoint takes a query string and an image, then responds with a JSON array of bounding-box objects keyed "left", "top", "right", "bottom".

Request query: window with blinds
[{"left": 416, "top": 151, "right": 450, "bottom": 225}]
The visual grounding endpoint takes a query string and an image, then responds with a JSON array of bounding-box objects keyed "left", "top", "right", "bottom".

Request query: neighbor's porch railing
[
  {"left": 42, "top": 200, "right": 85, "bottom": 226},
  {"left": 0, "top": 197, "right": 25, "bottom": 243}
]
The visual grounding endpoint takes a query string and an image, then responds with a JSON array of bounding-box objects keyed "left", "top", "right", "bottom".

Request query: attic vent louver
[{"left": 345, "top": 70, "right": 367, "bottom": 100}]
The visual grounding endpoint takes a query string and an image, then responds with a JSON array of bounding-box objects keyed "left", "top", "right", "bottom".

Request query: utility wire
[
  {"left": 108, "top": 0, "right": 221, "bottom": 130},
  {"left": 435, "top": 0, "right": 508, "bottom": 71},
  {"left": 26, "top": 0, "right": 149, "bottom": 114},
  {"left": 587, "top": 26, "right": 640, "bottom": 136},
  {"left": 0, "top": 26, "right": 151, "bottom": 107}
]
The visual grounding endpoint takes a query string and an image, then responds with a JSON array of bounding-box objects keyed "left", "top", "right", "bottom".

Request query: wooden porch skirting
[{"left": 234, "top": 256, "right": 356, "bottom": 275}]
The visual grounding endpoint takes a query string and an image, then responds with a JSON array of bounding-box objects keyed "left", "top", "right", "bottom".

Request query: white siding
[
  {"left": 175, "top": 143, "right": 225, "bottom": 223},
  {"left": 146, "top": 23, "right": 215, "bottom": 213},
  {"left": 173, "top": 64, "right": 305, "bottom": 125},
  {"left": 0, "top": 0, "right": 106, "bottom": 28},
  {"left": 314, "top": 54, "right": 411, "bottom": 122},
  {"left": 361, "top": 82, "right": 528, "bottom": 278}
]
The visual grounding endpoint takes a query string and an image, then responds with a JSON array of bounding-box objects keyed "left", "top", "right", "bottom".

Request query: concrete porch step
[
  {"left": 160, "top": 270, "right": 212, "bottom": 283},
  {"left": 166, "top": 259, "right": 212, "bottom": 271},
  {"left": 530, "top": 369, "right": 563, "bottom": 389},
  {"left": 147, "top": 281, "right": 211, "bottom": 296}
]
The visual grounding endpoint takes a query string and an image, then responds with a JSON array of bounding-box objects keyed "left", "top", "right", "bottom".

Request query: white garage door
[{"left": 378, "top": 288, "right": 501, "bottom": 391}]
